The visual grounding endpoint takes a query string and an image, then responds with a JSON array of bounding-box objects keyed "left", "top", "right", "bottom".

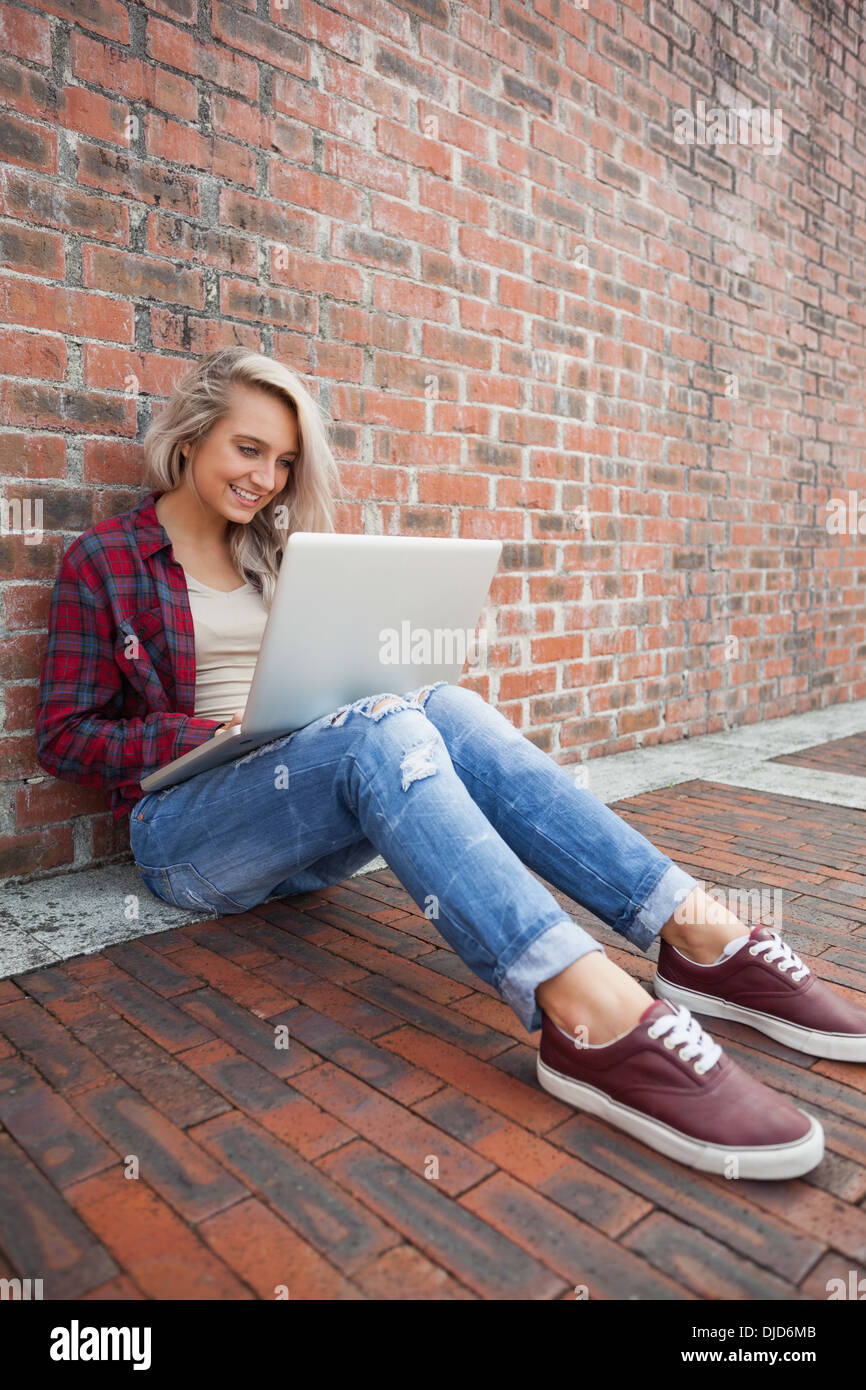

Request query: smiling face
[{"left": 180, "top": 382, "right": 300, "bottom": 525}]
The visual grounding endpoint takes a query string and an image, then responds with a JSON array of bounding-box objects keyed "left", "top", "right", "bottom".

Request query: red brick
[
  {"left": 191, "top": 1112, "right": 399, "bottom": 1274},
  {"left": 179, "top": 987, "right": 318, "bottom": 1077},
  {"left": 414, "top": 1083, "right": 652, "bottom": 1236},
  {"left": 169, "top": 943, "right": 294, "bottom": 1016},
  {"left": 50, "top": 995, "right": 231, "bottom": 1128},
  {"left": 350, "top": 974, "right": 515, "bottom": 1059},
  {"left": 80, "top": 1274, "right": 146, "bottom": 1299},
  {"left": 381, "top": 1023, "right": 567, "bottom": 1132},
  {"left": 0, "top": 1133, "right": 117, "bottom": 1298},
  {"left": 318, "top": 1138, "right": 564, "bottom": 1298},
  {"left": 198, "top": 1197, "right": 362, "bottom": 1300},
  {"left": 178, "top": 1039, "right": 353, "bottom": 1159},
  {"left": 70, "top": 1080, "right": 249, "bottom": 1221},
  {"left": 0, "top": 1056, "right": 115, "bottom": 1187},
  {"left": 87, "top": 975, "right": 215, "bottom": 1053},
  {"left": 101, "top": 941, "right": 205, "bottom": 997},
  {"left": 0, "top": 999, "right": 110, "bottom": 1094},
  {"left": 66, "top": 1169, "right": 252, "bottom": 1300},
  {"left": 460, "top": 1171, "right": 693, "bottom": 1299},
  {"left": 269, "top": 1003, "right": 442, "bottom": 1104},
  {"left": 354, "top": 1243, "right": 476, "bottom": 1300},
  {"left": 245, "top": 920, "right": 369, "bottom": 985},
  {"left": 292, "top": 1062, "right": 493, "bottom": 1195}
]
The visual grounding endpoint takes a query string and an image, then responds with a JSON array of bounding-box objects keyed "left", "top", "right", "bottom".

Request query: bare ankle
[
  {"left": 537, "top": 952, "right": 651, "bottom": 1046},
  {"left": 661, "top": 886, "right": 749, "bottom": 964}
]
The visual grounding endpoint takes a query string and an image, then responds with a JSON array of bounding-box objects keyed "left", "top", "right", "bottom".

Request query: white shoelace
[
  {"left": 647, "top": 1004, "right": 722, "bottom": 1075},
  {"left": 749, "top": 932, "right": 810, "bottom": 982}
]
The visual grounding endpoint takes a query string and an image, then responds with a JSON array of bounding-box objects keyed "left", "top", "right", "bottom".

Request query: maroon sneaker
[
  {"left": 655, "top": 924, "right": 866, "bottom": 1062},
  {"left": 536, "top": 998, "right": 823, "bottom": 1179}
]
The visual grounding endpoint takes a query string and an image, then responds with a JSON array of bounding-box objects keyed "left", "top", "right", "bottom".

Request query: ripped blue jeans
[{"left": 129, "top": 681, "right": 697, "bottom": 1033}]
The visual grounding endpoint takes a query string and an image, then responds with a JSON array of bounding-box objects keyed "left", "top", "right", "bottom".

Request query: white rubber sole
[
  {"left": 536, "top": 1055, "right": 824, "bottom": 1180},
  {"left": 654, "top": 973, "right": 866, "bottom": 1062}
]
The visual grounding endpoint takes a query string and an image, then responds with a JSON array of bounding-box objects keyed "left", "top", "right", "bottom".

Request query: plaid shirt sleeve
[{"left": 35, "top": 540, "right": 220, "bottom": 792}]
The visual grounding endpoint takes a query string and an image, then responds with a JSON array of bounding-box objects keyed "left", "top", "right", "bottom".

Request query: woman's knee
[
  {"left": 426, "top": 680, "right": 520, "bottom": 740},
  {"left": 423, "top": 680, "right": 488, "bottom": 719},
  {"left": 327, "top": 686, "right": 443, "bottom": 728},
  {"left": 330, "top": 696, "right": 446, "bottom": 784},
  {"left": 370, "top": 695, "right": 408, "bottom": 715}
]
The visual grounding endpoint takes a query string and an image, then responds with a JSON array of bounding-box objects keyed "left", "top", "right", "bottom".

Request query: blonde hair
[{"left": 142, "top": 347, "right": 345, "bottom": 607}]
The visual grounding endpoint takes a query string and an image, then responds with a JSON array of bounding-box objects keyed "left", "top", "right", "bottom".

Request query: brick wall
[{"left": 2, "top": 0, "right": 865, "bottom": 882}]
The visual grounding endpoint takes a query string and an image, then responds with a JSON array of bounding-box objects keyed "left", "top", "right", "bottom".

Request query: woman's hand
[{"left": 213, "top": 710, "right": 244, "bottom": 737}]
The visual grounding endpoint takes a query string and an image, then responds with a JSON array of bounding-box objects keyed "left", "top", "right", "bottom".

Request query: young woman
[{"left": 36, "top": 348, "right": 866, "bottom": 1183}]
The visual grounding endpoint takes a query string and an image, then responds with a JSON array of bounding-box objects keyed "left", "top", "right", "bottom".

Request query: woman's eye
[{"left": 238, "top": 446, "right": 295, "bottom": 465}]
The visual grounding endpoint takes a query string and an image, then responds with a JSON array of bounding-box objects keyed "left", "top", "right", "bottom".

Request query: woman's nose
[{"left": 249, "top": 458, "right": 278, "bottom": 490}]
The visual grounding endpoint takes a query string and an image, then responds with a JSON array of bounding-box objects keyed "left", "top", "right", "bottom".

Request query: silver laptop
[{"left": 140, "top": 531, "right": 502, "bottom": 792}]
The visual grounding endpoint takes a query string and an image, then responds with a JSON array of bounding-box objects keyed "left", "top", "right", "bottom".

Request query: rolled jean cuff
[
  {"left": 629, "top": 862, "right": 699, "bottom": 951},
  {"left": 498, "top": 918, "right": 606, "bottom": 1035}
]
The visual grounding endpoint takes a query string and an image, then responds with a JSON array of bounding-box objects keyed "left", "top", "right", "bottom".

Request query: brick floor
[
  {"left": 2, "top": 768, "right": 866, "bottom": 1300},
  {"left": 773, "top": 732, "right": 866, "bottom": 779}
]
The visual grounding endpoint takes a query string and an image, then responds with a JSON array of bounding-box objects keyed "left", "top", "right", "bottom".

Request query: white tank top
[{"left": 184, "top": 570, "right": 269, "bottom": 723}]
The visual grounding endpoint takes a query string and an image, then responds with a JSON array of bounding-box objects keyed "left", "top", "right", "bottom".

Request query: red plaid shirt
[{"left": 36, "top": 490, "right": 224, "bottom": 822}]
